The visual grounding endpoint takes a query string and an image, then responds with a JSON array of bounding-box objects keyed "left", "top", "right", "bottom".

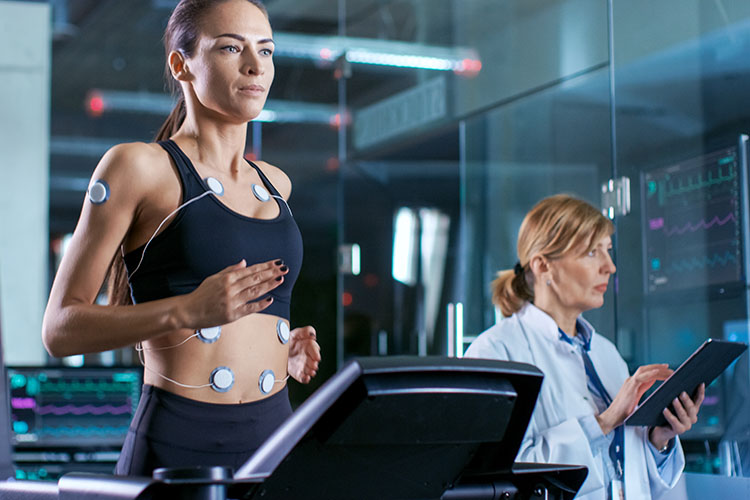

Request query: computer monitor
[
  {"left": 232, "top": 356, "right": 546, "bottom": 500},
  {"left": 7, "top": 366, "right": 142, "bottom": 450},
  {"left": 642, "top": 141, "right": 746, "bottom": 294}
]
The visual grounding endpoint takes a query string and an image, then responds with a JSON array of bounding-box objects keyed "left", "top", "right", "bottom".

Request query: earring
[{"left": 546, "top": 280, "right": 551, "bottom": 286}]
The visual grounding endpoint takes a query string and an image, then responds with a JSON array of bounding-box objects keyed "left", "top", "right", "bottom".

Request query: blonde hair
[{"left": 492, "top": 194, "right": 614, "bottom": 317}]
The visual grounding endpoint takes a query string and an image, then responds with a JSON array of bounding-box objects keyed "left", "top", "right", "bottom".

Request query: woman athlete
[{"left": 42, "top": 0, "right": 321, "bottom": 475}]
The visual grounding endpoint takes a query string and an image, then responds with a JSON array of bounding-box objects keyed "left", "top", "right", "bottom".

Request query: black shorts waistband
[
  {"left": 131, "top": 384, "right": 292, "bottom": 452},
  {"left": 140, "top": 384, "right": 291, "bottom": 423}
]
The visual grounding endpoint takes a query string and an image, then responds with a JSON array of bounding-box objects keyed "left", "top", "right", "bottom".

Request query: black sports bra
[{"left": 123, "top": 140, "right": 303, "bottom": 320}]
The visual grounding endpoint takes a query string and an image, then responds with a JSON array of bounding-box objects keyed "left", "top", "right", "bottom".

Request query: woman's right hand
[
  {"left": 179, "top": 259, "right": 288, "bottom": 329},
  {"left": 596, "top": 363, "right": 673, "bottom": 435}
]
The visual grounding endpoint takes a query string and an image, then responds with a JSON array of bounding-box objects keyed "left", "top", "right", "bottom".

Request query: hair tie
[{"left": 513, "top": 262, "right": 524, "bottom": 276}]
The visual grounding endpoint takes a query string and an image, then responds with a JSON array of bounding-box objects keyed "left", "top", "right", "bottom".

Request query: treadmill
[{"left": 0, "top": 356, "right": 586, "bottom": 500}]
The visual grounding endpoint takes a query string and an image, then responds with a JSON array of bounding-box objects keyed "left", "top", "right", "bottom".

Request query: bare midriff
[{"left": 141, "top": 312, "right": 288, "bottom": 404}]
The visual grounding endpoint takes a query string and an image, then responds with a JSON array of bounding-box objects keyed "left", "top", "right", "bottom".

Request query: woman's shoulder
[
  {"left": 88, "top": 142, "right": 175, "bottom": 205},
  {"left": 97, "top": 142, "right": 169, "bottom": 176},
  {"left": 96, "top": 142, "right": 173, "bottom": 185},
  {"left": 253, "top": 160, "right": 291, "bottom": 199},
  {"left": 465, "top": 315, "right": 525, "bottom": 359},
  {"left": 590, "top": 331, "right": 621, "bottom": 357}
]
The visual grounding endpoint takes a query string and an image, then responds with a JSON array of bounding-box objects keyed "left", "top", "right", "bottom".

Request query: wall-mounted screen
[
  {"left": 642, "top": 146, "right": 744, "bottom": 294},
  {"left": 7, "top": 367, "right": 141, "bottom": 449}
]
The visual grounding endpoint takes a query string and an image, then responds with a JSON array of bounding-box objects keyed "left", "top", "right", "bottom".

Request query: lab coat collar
[
  {"left": 559, "top": 320, "right": 594, "bottom": 351},
  {"left": 517, "top": 302, "right": 596, "bottom": 350}
]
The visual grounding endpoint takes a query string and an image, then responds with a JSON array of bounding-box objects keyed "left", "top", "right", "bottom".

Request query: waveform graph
[
  {"left": 642, "top": 147, "right": 743, "bottom": 294},
  {"left": 8, "top": 368, "right": 142, "bottom": 449}
]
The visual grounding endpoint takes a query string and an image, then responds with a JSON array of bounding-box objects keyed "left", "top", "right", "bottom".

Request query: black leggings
[{"left": 115, "top": 384, "right": 292, "bottom": 476}]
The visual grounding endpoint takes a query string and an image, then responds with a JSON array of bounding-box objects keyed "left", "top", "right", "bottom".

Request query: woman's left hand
[
  {"left": 649, "top": 383, "right": 705, "bottom": 450},
  {"left": 288, "top": 325, "right": 321, "bottom": 384}
]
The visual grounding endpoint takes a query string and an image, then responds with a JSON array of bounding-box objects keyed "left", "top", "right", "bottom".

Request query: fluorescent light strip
[
  {"left": 273, "top": 32, "right": 481, "bottom": 73},
  {"left": 86, "top": 90, "right": 338, "bottom": 124},
  {"left": 345, "top": 51, "right": 454, "bottom": 71},
  {"left": 456, "top": 302, "right": 464, "bottom": 358},
  {"left": 392, "top": 208, "right": 418, "bottom": 285},
  {"left": 351, "top": 244, "right": 361, "bottom": 276}
]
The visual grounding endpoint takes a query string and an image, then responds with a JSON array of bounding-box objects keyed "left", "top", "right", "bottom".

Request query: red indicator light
[{"left": 86, "top": 92, "right": 104, "bottom": 117}]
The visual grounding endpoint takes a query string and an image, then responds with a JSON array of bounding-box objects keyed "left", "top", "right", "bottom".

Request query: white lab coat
[{"left": 465, "top": 303, "right": 685, "bottom": 500}]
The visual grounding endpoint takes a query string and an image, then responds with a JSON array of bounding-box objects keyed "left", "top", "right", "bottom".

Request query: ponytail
[
  {"left": 107, "top": 255, "right": 132, "bottom": 306},
  {"left": 154, "top": 97, "right": 186, "bottom": 142},
  {"left": 491, "top": 266, "right": 534, "bottom": 318}
]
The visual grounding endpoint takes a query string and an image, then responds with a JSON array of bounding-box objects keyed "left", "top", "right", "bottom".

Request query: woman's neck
[
  {"left": 533, "top": 294, "right": 580, "bottom": 336},
  {"left": 173, "top": 117, "right": 250, "bottom": 175}
]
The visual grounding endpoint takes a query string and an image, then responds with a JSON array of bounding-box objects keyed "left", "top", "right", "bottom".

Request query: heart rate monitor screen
[
  {"left": 7, "top": 367, "right": 142, "bottom": 448},
  {"left": 643, "top": 146, "right": 743, "bottom": 294}
]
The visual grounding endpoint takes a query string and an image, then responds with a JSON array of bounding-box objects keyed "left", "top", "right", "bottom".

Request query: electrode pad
[
  {"left": 276, "top": 320, "right": 290, "bottom": 344},
  {"left": 258, "top": 369, "right": 276, "bottom": 395},
  {"left": 197, "top": 326, "right": 221, "bottom": 343},
  {"left": 210, "top": 366, "right": 234, "bottom": 392},
  {"left": 88, "top": 180, "right": 110, "bottom": 204},
  {"left": 251, "top": 184, "right": 271, "bottom": 202},
  {"left": 205, "top": 177, "right": 224, "bottom": 196}
]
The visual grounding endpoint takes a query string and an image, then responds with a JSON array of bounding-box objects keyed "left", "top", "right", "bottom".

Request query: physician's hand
[
  {"left": 288, "top": 325, "right": 321, "bottom": 384},
  {"left": 649, "top": 383, "right": 705, "bottom": 450},
  {"left": 596, "top": 363, "right": 673, "bottom": 435}
]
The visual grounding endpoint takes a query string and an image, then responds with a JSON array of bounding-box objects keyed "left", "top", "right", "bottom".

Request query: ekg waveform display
[
  {"left": 643, "top": 147, "right": 743, "bottom": 293},
  {"left": 7, "top": 367, "right": 142, "bottom": 448}
]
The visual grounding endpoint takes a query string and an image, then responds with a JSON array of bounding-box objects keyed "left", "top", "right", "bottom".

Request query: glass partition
[
  {"left": 462, "top": 65, "right": 615, "bottom": 348},
  {"left": 338, "top": 0, "right": 750, "bottom": 479},
  {"left": 339, "top": 0, "right": 466, "bottom": 361},
  {"left": 338, "top": 0, "right": 615, "bottom": 361},
  {"left": 612, "top": 0, "right": 750, "bottom": 475}
]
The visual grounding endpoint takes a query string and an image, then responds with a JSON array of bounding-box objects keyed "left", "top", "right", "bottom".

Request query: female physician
[
  {"left": 465, "top": 194, "right": 704, "bottom": 500},
  {"left": 42, "top": 0, "right": 321, "bottom": 475}
]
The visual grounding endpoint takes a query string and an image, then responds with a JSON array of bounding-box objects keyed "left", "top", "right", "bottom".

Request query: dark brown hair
[
  {"left": 492, "top": 194, "right": 614, "bottom": 317},
  {"left": 107, "top": 0, "right": 268, "bottom": 306}
]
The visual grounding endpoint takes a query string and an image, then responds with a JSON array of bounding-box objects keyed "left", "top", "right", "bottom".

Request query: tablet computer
[{"left": 625, "top": 338, "right": 747, "bottom": 427}]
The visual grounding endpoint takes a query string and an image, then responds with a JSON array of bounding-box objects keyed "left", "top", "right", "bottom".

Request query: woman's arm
[
  {"left": 42, "top": 143, "right": 286, "bottom": 357},
  {"left": 517, "top": 414, "right": 609, "bottom": 497}
]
